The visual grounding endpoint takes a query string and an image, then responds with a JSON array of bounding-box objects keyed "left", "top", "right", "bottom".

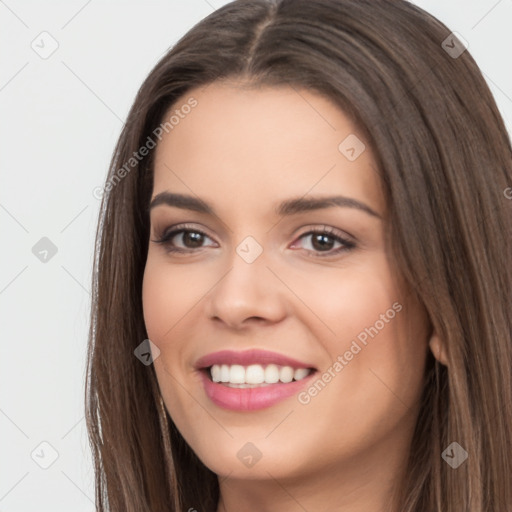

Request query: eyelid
[
  {"left": 289, "top": 226, "right": 356, "bottom": 257},
  {"left": 152, "top": 222, "right": 356, "bottom": 257},
  {"left": 153, "top": 222, "right": 216, "bottom": 242},
  {"left": 292, "top": 224, "right": 356, "bottom": 243},
  {"left": 153, "top": 223, "right": 354, "bottom": 242}
]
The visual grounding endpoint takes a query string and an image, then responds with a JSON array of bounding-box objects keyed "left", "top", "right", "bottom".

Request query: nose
[{"left": 205, "top": 243, "right": 288, "bottom": 330}]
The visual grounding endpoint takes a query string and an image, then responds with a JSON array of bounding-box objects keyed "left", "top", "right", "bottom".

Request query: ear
[{"left": 429, "top": 332, "right": 448, "bottom": 366}]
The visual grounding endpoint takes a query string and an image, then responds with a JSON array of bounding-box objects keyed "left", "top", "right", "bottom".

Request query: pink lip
[
  {"left": 195, "top": 349, "right": 315, "bottom": 370},
  {"left": 199, "top": 371, "right": 316, "bottom": 411},
  {"left": 195, "top": 349, "right": 317, "bottom": 411}
]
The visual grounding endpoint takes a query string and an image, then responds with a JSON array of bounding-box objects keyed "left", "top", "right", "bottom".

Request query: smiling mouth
[{"left": 202, "top": 363, "right": 316, "bottom": 388}]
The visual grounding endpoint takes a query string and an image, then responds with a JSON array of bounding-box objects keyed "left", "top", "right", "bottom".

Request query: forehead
[{"left": 151, "top": 81, "right": 384, "bottom": 218}]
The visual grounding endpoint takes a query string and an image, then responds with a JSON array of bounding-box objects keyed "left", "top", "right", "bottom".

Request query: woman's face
[{"left": 142, "top": 81, "right": 430, "bottom": 490}]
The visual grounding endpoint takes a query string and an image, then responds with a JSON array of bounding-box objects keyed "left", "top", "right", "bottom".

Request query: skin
[{"left": 142, "top": 80, "right": 438, "bottom": 512}]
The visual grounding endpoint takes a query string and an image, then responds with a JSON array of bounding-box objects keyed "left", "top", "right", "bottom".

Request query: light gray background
[{"left": 1, "top": 1, "right": 511, "bottom": 510}]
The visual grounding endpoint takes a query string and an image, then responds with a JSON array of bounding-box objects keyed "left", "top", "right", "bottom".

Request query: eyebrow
[{"left": 149, "top": 192, "right": 381, "bottom": 219}]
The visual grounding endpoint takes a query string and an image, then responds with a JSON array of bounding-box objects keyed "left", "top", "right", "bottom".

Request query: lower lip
[{"left": 199, "top": 370, "right": 316, "bottom": 411}]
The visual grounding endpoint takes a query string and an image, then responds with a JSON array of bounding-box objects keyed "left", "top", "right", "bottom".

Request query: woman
[{"left": 86, "top": 0, "right": 512, "bottom": 510}]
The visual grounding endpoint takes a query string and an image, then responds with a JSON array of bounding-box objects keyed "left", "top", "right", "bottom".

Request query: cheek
[
  {"left": 286, "top": 254, "right": 401, "bottom": 352},
  {"left": 142, "top": 259, "right": 209, "bottom": 340},
  {"left": 142, "top": 260, "right": 207, "bottom": 439},
  {"left": 293, "top": 257, "right": 427, "bottom": 421},
  {"left": 142, "top": 263, "right": 174, "bottom": 341},
  {"left": 290, "top": 291, "right": 427, "bottom": 471}
]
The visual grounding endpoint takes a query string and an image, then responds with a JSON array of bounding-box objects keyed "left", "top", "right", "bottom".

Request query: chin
[{"left": 185, "top": 433, "right": 312, "bottom": 482}]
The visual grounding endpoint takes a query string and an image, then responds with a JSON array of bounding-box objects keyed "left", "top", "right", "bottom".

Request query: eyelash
[{"left": 151, "top": 223, "right": 356, "bottom": 258}]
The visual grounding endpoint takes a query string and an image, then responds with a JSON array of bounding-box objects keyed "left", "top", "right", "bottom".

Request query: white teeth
[
  {"left": 279, "top": 366, "right": 294, "bottom": 383},
  {"left": 211, "top": 365, "right": 221, "bottom": 382},
  {"left": 246, "top": 364, "right": 265, "bottom": 384},
  {"left": 294, "top": 368, "right": 310, "bottom": 380},
  {"left": 220, "top": 364, "right": 230, "bottom": 383},
  {"left": 264, "top": 364, "right": 280, "bottom": 384},
  {"left": 209, "top": 364, "right": 312, "bottom": 385},
  {"left": 230, "top": 364, "right": 245, "bottom": 384}
]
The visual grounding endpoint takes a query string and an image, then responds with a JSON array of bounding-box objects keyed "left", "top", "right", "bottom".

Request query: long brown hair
[{"left": 85, "top": 0, "right": 512, "bottom": 510}]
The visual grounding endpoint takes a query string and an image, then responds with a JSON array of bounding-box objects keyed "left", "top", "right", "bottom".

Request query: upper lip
[{"left": 195, "top": 349, "right": 316, "bottom": 370}]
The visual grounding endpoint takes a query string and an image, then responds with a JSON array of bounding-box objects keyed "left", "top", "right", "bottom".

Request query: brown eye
[
  {"left": 291, "top": 227, "right": 356, "bottom": 258},
  {"left": 310, "top": 232, "right": 336, "bottom": 251},
  {"left": 175, "top": 230, "right": 206, "bottom": 248},
  {"left": 152, "top": 224, "right": 217, "bottom": 253}
]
